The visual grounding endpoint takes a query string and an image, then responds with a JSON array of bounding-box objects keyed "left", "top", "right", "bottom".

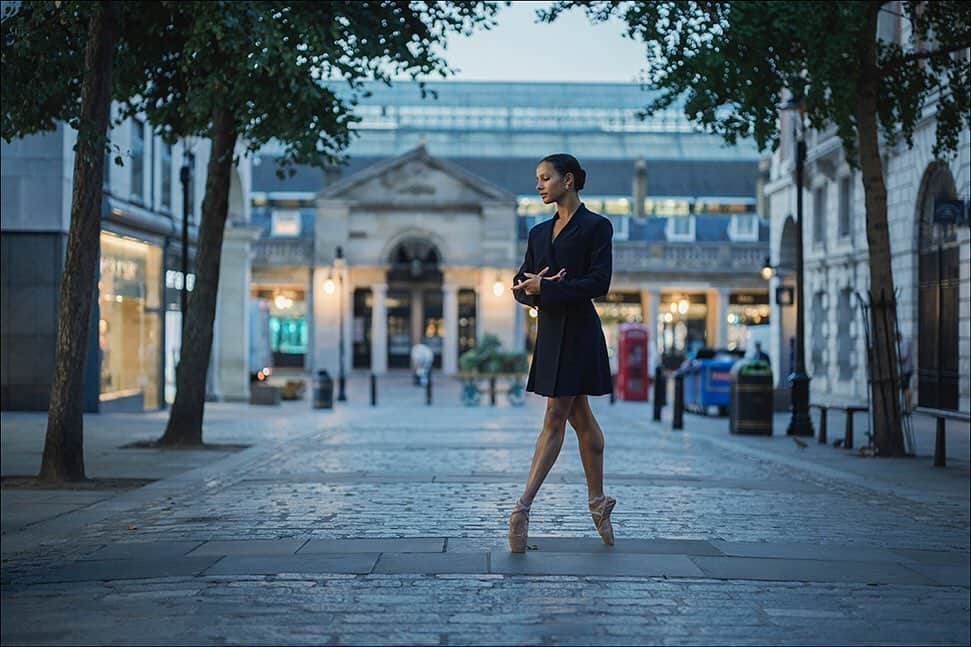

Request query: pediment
[{"left": 319, "top": 146, "right": 513, "bottom": 205}]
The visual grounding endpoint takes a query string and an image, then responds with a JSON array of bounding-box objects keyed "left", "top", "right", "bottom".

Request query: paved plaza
[{"left": 2, "top": 372, "right": 969, "bottom": 645}]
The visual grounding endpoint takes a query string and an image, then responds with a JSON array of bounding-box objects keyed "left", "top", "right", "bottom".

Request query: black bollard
[
  {"left": 426, "top": 370, "right": 432, "bottom": 406},
  {"left": 610, "top": 374, "right": 616, "bottom": 404},
  {"left": 672, "top": 371, "right": 684, "bottom": 430},
  {"left": 490, "top": 376, "right": 497, "bottom": 406},
  {"left": 652, "top": 367, "right": 665, "bottom": 422},
  {"left": 934, "top": 417, "right": 946, "bottom": 467},
  {"left": 370, "top": 373, "right": 377, "bottom": 407}
]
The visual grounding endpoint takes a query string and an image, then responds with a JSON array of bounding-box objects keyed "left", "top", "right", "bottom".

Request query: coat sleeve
[
  {"left": 513, "top": 231, "right": 540, "bottom": 308},
  {"left": 540, "top": 218, "right": 612, "bottom": 307}
]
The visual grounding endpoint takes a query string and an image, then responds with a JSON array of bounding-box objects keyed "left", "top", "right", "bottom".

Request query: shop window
[
  {"left": 99, "top": 232, "right": 162, "bottom": 410},
  {"left": 458, "top": 289, "right": 477, "bottom": 355}
]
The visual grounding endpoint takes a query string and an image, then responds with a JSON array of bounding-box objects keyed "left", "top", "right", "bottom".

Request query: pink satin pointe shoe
[
  {"left": 508, "top": 498, "right": 531, "bottom": 553},
  {"left": 589, "top": 495, "right": 616, "bottom": 545}
]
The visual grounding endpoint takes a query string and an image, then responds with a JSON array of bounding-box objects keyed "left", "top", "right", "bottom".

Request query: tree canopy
[{"left": 542, "top": 1, "right": 970, "bottom": 163}]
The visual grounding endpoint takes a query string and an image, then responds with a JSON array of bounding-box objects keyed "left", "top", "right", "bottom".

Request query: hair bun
[{"left": 575, "top": 168, "right": 586, "bottom": 191}]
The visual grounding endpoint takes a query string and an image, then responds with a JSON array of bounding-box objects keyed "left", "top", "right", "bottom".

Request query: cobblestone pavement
[{"left": 2, "top": 373, "right": 969, "bottom": 645}]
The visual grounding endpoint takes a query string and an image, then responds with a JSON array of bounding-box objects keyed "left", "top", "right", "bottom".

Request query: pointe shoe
[
  {"left": 508, "top": 499, "right": 530, "bottom": 553},
  {"left": 589, "top": 495, "right": 616, "bottom": 545}
]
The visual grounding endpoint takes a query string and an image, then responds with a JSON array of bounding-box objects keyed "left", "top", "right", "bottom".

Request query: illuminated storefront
[{"left": 98, "top": 232, "right": 162, "bottom": 410}]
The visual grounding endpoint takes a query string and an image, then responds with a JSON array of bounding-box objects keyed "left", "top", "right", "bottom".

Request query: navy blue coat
[{"left": 513, "top": 203, "right": 613, "bottom": 397}]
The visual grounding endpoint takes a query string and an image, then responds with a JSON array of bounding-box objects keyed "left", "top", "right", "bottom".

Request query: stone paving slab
[
  {"left": 489, "top": 551, "right": 706, "bottom": 578},
  {"left": 899, "top": 562, "right": 971, "bottom": 587},
  {"left": 890, "top": 547, "right": 971, "bottom": 566},
  {"left": 8, "top": 556, "right": 220, "bottom": 585},
  {"left": 203, "top": 553, "right": 378, "bottom": 576},
  {"left": 710, "top": 539, "right": 904, "bottom": 563},
  {"left": 300, "top": 537, "right": 445, "bottom": 554},
  {"left": 81, "top": 540, "right": 204, "bottom": 561},
  {"left": 187, "top": 538, "right": 309, "bottom": 557},
  {"left": 688, "top": 555, "right": 937, "bottom": 585},
  {"left": 373, "top": 552, "right": 488, "bottom": 574}
]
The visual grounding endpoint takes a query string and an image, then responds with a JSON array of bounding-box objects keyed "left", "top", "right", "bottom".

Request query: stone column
[
  {"left": 341, "top": 267, "right": 352, "bottom": 381},
  {"left": 370, "top": 283, "right": 388, "bottom": 374},
  {"left": 304, "top": 267, "right": 314, "bottom": 372},
  {"left": 215, "top": 223, "right": 262, "bottom": 401},
  {"left": 717, "top": 287, "right": 730, "bottom": 349},
  {"left": 312, "top": 267, "right": 338, "bottom": 376},
  {"left": 442, "top": 283, "right": 459, "bottom": 375},
  {"left": 644, "top": 287, "right": 661, "bottom": 370}
]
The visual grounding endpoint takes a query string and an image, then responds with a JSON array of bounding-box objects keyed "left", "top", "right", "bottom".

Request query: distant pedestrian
[
  {"left": 509, "top": 153, "right": 616, "bottom": 553},
  {"left": 410, "top": 342, "right": 433, "bottom": 386},
  {"left": 897, "top": 332, "right": 914, "bottom": 414},
  {"left": 753, "top": 341, "right": 770, "bottom": 364}
]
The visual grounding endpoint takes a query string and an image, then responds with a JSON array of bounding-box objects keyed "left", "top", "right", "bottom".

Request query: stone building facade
[
  {"left": 1, "top": 105, "right": 252, "bottom": 411},
  {"left": 765, "top": 102, "right": 970, "bottom": 413}
]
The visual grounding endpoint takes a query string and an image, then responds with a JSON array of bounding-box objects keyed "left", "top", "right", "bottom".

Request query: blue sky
[{"left": 417, "top": 1, "right": 647, "bottom": 83}]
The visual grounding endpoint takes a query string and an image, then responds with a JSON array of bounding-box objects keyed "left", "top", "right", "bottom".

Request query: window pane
[{"left": 131, "top": 119, "right": 144, "bottom": 199}]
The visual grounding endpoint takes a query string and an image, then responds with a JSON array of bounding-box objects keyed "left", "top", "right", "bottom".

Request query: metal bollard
[
  {"left": 370, "top": 373, "right": 377, "bottom": 407},
  {"left": 609, "top": 374, "right": 616, "bottom": 405},
  {"left": 652, "top": 367, "right": 665, "bottom": 422},
  {"left": 490, "top": 376, "right": 497, "bottom": 406},
  {"left": 426, "top": 370, "right": 432, "bottom": 406},
  {"left": 672, "top": 371, "right": 684, "bottom": 430},
  {"left": 934, "top": 417, "right": 946, "bottom": 467},
  {"left": 818, "top": 407, "right": 827, "bottom": 444}
]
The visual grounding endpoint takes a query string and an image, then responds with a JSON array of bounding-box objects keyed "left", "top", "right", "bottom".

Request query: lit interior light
[
  {"left": 528, "top": 307, "right": 538, "bottom": 319},
  {"left": 493, "top": 279, "right": 504, "bottom": 297},
  {"left": 324, "top": 278, "right": 335, "bottom": 295},
  {"left": 678, "top": 299, "right": 689, "bottom": 314},
  {"left": 664, "top": 312, "right": 673, "bottom": 323}
]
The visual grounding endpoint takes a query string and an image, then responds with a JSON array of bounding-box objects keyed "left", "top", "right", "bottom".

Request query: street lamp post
[
  {"left": 335, "top": 246, "right": 347, "bottom": 402},
  {"left": 779, "top": 97, "right": 814, "bottom": 437}
]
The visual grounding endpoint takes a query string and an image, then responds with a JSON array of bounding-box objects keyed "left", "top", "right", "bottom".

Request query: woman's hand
[{"left": 512, "top": 266, "right": 566, "bottom": 295}]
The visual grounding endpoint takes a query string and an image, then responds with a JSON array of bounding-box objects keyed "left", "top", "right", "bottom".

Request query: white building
[{"left": 764, "top": 88, "right": 970, "bottom": 412}]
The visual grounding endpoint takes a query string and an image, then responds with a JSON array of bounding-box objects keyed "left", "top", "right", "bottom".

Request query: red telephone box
[{"left": 616, "top": 323, "right": 650, "bottom": 400}]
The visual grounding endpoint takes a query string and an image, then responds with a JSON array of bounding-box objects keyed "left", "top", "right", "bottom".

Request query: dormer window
[
  {"left": 729, "top": 214, "right": 759, "bottom": 242},
  {"left": 666, "top": 215, "right": 695, "bottom": 242}
]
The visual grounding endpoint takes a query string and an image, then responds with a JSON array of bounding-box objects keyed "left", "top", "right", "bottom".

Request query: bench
[
  {"left": 809, "top": 402, "right": 869, "bottom": 449},
  {"left": 913, "top": 407, "right": 971, "bottom": 468}
]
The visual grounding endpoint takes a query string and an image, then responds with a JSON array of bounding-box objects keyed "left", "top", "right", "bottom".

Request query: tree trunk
[
  {"left": 856, "top": 8, "right": 905, "bottom": 457},
  {"left": 39, "top": 1, "right": 119, "bottom": 483},
  {"left": 158, "top": 107, "right": 238, "bottom": 446}
]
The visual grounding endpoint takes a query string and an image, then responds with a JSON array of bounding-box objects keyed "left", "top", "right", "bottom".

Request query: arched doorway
[
  {"left": 775, "top": 215, "right": 799, "bottom": 385},
  {"left": 386, "top": 237, "right": 444, "bottom": 369},
  {"left": 916, "top": 162, "right": 960, "bottom": 410}
]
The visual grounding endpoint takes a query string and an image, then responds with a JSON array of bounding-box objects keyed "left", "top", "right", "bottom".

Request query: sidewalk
[{"left": 2, "top": 373, "right": 969, "bottom": 645}]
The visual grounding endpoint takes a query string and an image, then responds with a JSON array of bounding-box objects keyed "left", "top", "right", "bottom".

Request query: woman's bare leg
[
  {"left": 567, "top": 396, "right": 605, "bottom": 502},
  {"left": 519, "top": 396, "right": 575, "bottom": 507}
]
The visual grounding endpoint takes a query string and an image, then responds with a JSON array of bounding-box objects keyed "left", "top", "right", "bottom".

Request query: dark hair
[{"left": 540, "top": 153, "right": 586, "bottom": 192}]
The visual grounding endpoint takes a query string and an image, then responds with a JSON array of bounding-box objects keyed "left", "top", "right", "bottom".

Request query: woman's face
[{"left": 535, "top": 161, "right": 572, "bottom": 204}]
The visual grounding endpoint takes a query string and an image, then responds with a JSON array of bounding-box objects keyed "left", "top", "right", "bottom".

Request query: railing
[
  {"left": 252, "top": 238, "right": 314, "bottom": 266},
  {"left": 612, "top": 242, "right": 767, "bottom": 274}
]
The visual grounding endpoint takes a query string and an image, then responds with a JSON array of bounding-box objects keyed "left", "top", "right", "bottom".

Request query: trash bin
[
  {"left": 696, "top": 356, "right": 736, "bottom": 416},
  {"left": 729, "top": 360, "right": 773, "bottom": 435},
  {"left": 313, "top": 370, "right": 334, "bottom": 409}
]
